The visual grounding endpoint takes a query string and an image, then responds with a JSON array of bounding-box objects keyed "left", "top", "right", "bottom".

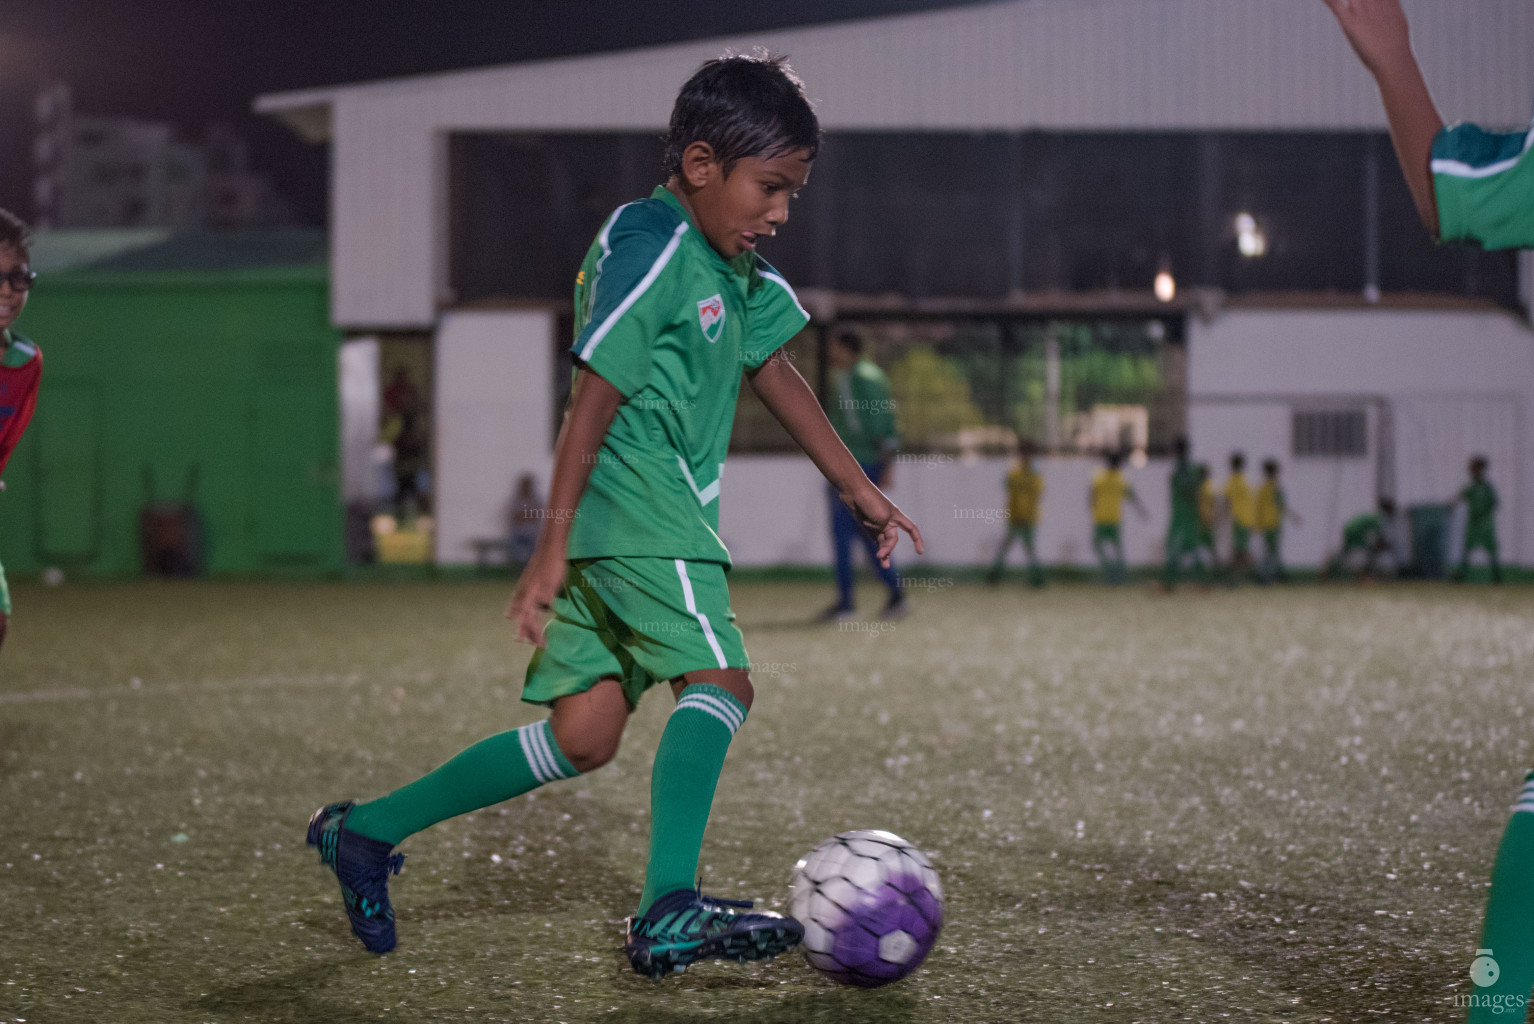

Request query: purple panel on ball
[{"left": 829, "top": 874, "right": 942, "bottom": 987}]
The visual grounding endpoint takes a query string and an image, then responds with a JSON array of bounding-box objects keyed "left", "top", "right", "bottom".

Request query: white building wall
[
  {"left": 719, "top": 454, "right": 1172, "bottom": 571},
  {"left": 1189, "top": 307, "right": 1534, "bottom": 566},
  {"left": 433, "top": 310, "right": 556, "bottom": 565},
  {"left": 261, "top": 0, "right": 1534, "bottom": 330}
]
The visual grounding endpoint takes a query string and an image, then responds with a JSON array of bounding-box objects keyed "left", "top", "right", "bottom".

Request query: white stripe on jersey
[{"left": 579, "top": 221, "right": 689, "bottom": 363}]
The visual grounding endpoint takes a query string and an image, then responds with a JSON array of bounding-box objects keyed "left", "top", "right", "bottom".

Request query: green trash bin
[{"left": 1407, "top": 503, "right": 1451, "bottom": 579}]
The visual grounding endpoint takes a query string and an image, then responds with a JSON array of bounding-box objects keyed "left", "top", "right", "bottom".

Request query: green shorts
[
  {"left": 1465, "top": 523, "right": 1499, "bottom": 554},
  {"left": 1008, "top": 522, "right": 1035, "bottom": 544},
  {"left": 0, "top": 555, "right": 9, "bottom": 616},
  {"left": 1093, "top": 523, "right": 1121, "bottom": 544},
  {"left": 1166, "top": 519, "right": 1200, "bottom": 553},
  {"left": 522, "top": 556, "right": 749, "bottom": 709},
  {"left": 1232, "top": 524, "right": 1252, "bottom": 553}
]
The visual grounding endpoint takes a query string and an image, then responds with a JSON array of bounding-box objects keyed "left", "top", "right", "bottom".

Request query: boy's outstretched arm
[
  {"left": 748, "top": 349, "right": 923, "bottom": 567},
  {"left": 1322, "top": 0, "right": 1444, "bottom": 237},
  {"left": 505, "top": 367, "right": 624, "bottom": 646}
]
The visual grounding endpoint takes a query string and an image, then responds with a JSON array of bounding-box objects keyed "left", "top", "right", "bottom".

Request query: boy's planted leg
[{"left": 626, "top": 668, "right": 802, "bottom": 977}]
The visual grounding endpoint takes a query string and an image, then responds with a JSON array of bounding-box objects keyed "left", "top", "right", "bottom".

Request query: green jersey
[
  {"left": 567, "top": 186, "right": 809, "bottom": 565},
  {"left": 1342, "top": 513, "right": 1383, "bottom": 547},
  {"left": 828, "top": 358, "right": 898, "bottom": 465},
  {"left": 1462, "top": 480, "right": 1498, "bottom": 528},
  {"left": 1167, "top": 459, "right": 1199, "bottom": 525},
  {"left": 1432, "top": 116, "right": 1534, "bottom": 250}
]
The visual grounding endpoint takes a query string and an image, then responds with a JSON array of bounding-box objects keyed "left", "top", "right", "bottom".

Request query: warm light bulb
[{"left": 1154, "top": 270, "right": 1176, "bottom": 302}]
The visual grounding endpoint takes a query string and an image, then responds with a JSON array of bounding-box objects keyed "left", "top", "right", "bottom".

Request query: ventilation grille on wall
[{"left": 1293, "top": 408, "right": 1368, "bottom": 458}]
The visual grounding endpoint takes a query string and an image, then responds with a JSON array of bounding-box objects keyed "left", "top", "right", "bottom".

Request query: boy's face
[
  {"left": 0, "top": 244, "right": 30, "bottom": 333},
  {"left": 683, "top": 146, "right": 813, "bottom": 259}
]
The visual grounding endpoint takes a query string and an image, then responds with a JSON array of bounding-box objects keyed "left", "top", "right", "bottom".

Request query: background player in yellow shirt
[
  {"left": 1255, "top": 458, "right": 1300, "bottom": 582},
  {"left": 988, "top": 439, "right": 1044, "bottom": 587},
  {"left": 1223, "top": 452, "right": 1257, "bottom": 584},
  {"left": 1089, "top": 450, "right": 1146, "bottom": 585}
]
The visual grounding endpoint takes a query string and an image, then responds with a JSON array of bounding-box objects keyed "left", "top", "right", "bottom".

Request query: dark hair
[
  {"left": 0, "top": 208, "right": 33, "bottom": 260},
  {"left": 1470, "top": 454, "right": 1488, "bottom": 473},
  {"left": 831, "top": 326, "right": 863, "bottom": 355},
  {"left": 1105, "top": 450, "right": 1124, "bottom": 469},
  {"left": 1379, "top": 496, "right": 1396, "bottom": 515},
  {"left": 1230, "top": 451, "right": 1245, "bottom": 470},
  {"left": 663, "top": 53, "right": 821, "bottom": 179},
  {"left": 1173, "top": 436, "right": 1189, "bottom": 459},
  {"left": 1263, "top": 458, "right": 1279, "bottom": 476}
]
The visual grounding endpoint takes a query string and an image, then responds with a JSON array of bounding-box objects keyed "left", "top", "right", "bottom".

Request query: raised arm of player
[
  {"left": 748, "top": 349, "right": 923, "bottom": 567},
  {"left": 1322, "top": 0, "right": 1445, "bottom": 237},
  {"left": 505, "top": 366, "right": 624, "bottom": 646}
]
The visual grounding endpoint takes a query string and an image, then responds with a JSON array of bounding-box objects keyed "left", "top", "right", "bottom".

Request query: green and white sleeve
[{"left": 1431, "top": 118, "right": 1534, "bottom": 251}]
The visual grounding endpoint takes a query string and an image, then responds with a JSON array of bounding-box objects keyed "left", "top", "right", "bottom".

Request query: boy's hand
[
  {"left": 1322, "top": 0, "right": 1414, "bottom": 76},
  {"left": 842, "top": 485, "right": 924, "bottom": 568},
  {"left": 506, "top": 546, "right": 567, "bottom": 647}
]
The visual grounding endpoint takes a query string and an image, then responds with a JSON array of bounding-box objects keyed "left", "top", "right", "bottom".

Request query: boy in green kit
[
  {"left": 1452, "top": 455, "right": 1501, "bottom": 583},
  {"left": 1324, "top": 5, "right": 1534, "bottom": 1014},
  {"left": 304, "top": 55, "right": 923, "bottom": 978},
  {"left": 1325, "top": 498, "right": 1398, "bottom": 581},
  {"left": 988, "top": 438, "right": 1044, "bottom": 586},
  {"left": 1161, "top": 437, "right": 1203, "bottom": 589}
]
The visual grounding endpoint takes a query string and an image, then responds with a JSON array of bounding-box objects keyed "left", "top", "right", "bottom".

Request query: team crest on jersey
[{"left": 697, "top": 295, "right": 725, "bottom": 343}]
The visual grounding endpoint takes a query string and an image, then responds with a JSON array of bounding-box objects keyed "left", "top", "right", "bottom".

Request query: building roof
[{"left": 257, "top": 0, "right": 1534, "bottom": 139}]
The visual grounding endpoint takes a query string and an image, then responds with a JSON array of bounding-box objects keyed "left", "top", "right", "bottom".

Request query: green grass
[{"left": 1, "top": 579, "right": 1530, "bottom": 1023}]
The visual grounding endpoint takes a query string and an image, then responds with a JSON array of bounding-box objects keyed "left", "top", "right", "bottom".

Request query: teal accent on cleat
[
  {"left": 306, "top": 801, "right": 405, "bottom": 954},
  {"left": 624, "top": 888, "right": 804, "bottom": 980}
]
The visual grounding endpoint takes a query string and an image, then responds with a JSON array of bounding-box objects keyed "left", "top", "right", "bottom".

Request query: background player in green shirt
[
  {"left": 1452, "top": 455, "right": 1501, "bottom": 584},
  {"left": 1325, "top": 7, "right": 1534, "bottom": 1013},
  {"left": 821, "top": 327, "right": 905, "bottom": 619},
  {"left": 988, "top": 437, "right": 1045, "bottom": 587},
  {"left": 1161, "top": 437, "right": 1204, "bottom": 589},
  {"left": 305, "top": 55, "right": 923, "bottom": 979},
  {"left": 1194, "top": 464, "right": 1219, "bottom": 575},
  {"left": 1325, "top": 498, "right": 1397, "bottom": 581}
]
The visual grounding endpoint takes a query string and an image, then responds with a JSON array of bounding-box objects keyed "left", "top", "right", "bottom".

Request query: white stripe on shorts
[{"left": 674, "top": 559, "right": 728, "bottom": 668}]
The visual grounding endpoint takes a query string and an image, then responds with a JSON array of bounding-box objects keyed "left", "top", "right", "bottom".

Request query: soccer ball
[{"left": 789, "top": 829, "right": 943, "bottom": 987}]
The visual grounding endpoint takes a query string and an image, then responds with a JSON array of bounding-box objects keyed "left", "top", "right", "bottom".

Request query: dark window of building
[{"left": 449, "top": 131, "right": 1520, "bottom": 309}]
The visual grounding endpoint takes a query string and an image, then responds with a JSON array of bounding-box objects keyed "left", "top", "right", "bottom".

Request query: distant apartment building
[{"left": 32, "top": 83, "right": 290, "bottom": 230}]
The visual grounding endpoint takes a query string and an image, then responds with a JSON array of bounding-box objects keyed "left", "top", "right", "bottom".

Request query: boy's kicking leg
[
  {"left": 625, "top": 667, "right": 802, "bottom": 978},
  {"left": 306, "top": 680, "right": 623, "bottom": 954}
]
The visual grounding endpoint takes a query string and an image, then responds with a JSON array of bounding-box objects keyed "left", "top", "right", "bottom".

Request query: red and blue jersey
[{"left": 0, "top": 331, "right": 42, "bottom": 479}]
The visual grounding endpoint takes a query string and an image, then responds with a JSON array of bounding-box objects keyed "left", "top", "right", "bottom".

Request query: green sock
[
  {"left": 1467, "top": 772, "right": 1534, "bottom": 1023},
  {"left": 636, "top": 684, "right": 747, "bottom": 916},
  {"left": 345, "top": 720, "right": 578, "bottom": 847}
]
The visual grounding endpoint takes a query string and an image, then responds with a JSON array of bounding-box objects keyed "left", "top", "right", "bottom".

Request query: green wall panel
[{"left": 0, "top": 268, "right": 344, "bottom": 576}]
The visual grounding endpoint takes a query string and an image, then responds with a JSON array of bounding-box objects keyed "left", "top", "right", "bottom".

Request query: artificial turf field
[{"left": 1, "top": 578, "right": 1530, "bottom": 1024}]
